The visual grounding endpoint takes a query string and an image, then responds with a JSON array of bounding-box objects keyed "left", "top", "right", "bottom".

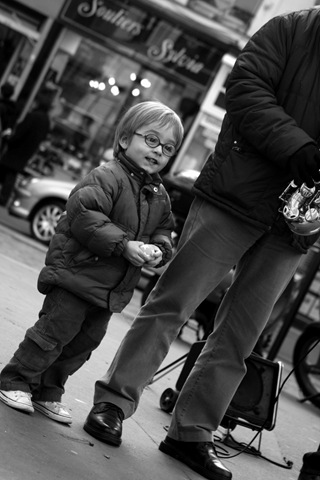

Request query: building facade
[{"left": 0, "top": 0, "right": 318, "bottom": 165}]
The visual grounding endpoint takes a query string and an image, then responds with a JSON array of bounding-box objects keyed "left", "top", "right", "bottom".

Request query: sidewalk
[{"left": 0, "top": 224, "right": 319, "bottom": 480}]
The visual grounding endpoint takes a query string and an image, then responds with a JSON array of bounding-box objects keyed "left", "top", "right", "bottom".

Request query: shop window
[
  {"left": 0, "top": 25, "right": 33, "bottom": 85},
  {"left": 0, "top": 5, "right": 43, "bottom": 90},
  {"left": 42, "top": 32, "right": 201, "bottom": 168},
  {"left": 170, "top": 54, "right": 235, "bottom": 176},
  {"left": 173, "top": 113, "right": 221, "bottom": 174}
]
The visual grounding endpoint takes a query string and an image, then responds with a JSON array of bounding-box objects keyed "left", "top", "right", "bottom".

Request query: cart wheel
[{"left": 160, "top": 388, "right": 179, "bottom": 413}]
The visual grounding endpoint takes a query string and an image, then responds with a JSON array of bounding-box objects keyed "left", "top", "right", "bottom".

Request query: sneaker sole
[
  {"left": 0, "top": 391, "right": 34, "bottom": 413},
  {"left": 159, "top": 440, "right": 232, "bottom": 480},
  {"left": 33, "top": 402, "right": 72, "bottom": 424},
  {"left": 83, "top": 422, "right": 122, "bottom": 446}
]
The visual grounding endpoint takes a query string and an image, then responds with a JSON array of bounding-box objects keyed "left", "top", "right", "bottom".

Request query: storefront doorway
[{"left": 0, "top": 4, "right": 43, "bottom": 97}]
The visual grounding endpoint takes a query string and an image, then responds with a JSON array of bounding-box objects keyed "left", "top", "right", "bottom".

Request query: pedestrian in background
[
  {"left": 0, "top": 88, "right": 55, "bottom": 206},
  {"left": 83, "top": 8, "right": 320, "bottom": 480},
  {"left": 0, "top": 82, "right": 18, "bottom": 144},
  {"left": 0, "top": 100, "right": 183, "bottom": 425}
]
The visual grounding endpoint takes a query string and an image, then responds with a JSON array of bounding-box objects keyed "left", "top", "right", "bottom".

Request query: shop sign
[{"left": 60, "top": 0, "right": 224, "bottom": 86}]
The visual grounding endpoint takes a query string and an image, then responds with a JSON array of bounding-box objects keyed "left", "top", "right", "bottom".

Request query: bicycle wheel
[{"left": 293, "top": 324, "right": 320, "bottom": 409}]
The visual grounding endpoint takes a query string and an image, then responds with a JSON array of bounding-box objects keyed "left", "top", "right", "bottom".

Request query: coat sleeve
[
  {"left": 225, "top": 12, "right": 315, "bottom": 167},
  {"left": 65, "top": 171, "right": 128, "bottom": 257}
]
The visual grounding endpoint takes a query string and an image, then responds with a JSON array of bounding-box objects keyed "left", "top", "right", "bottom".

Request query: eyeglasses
[{"left": 134, "top": 132, "right": 177, "bottom": 157}]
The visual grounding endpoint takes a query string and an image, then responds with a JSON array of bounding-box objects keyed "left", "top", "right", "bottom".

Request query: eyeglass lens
[{"left": 144, "top": 134, "right": 175, "bottom": 156}]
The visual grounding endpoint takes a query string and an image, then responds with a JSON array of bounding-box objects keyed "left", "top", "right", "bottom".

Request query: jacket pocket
[
  {"left": 214, "top": 149, "right": 284, "bottom": 212},
  {"left": 69, "top": 248, "right": 97, "bottom": 267}
]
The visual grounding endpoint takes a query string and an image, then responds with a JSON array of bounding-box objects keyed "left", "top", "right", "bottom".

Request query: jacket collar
[{"left": 117, "top": 151, "right": 162, "bottom": 186}]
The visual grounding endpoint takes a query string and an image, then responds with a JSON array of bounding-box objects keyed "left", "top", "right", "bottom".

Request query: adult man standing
[
  {"left": 0, "top": 88, "right": 57, "bottom": 206},
  {"left": 84, "top": 8, "right": 320, "bottom": 480}
]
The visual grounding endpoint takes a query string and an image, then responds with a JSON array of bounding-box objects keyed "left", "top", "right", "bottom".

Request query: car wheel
[{"left": 30, "top": 200, "right": 65, "bottom": 244}]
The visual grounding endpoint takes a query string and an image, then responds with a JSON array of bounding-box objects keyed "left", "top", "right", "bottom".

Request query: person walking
[
  {"left": 0, "top": 100, "right": 184, "bottom": 425},
  {"left": 0, "top": 89, "right": 55, "bottom": 206},
  {"left": 0, "top": 82, "right": 18, "bottom": 142},
  {"left": 83, "top": 8, "right": 320, "bottom": 480}
]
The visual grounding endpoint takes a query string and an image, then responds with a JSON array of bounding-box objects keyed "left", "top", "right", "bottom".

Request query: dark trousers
[
  {"left": 0, "top": 164, "right": 18, "bottom": 205},
  {"left": 0, "top": 287, "right": 112, "bottom": 401}
]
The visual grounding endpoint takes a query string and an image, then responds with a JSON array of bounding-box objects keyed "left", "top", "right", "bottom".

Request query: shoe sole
[
  {"left": 0, "top": 391, "right": 34, "bottom": 414},
  {"left": 159, "top": 440, "right": 232, "bottom": 480},
  {"left": 33, "top": 402, "right": 72, "bottom": 424},
  {"left": 83, "top": 422, "right": 122, "bottom": 446}
]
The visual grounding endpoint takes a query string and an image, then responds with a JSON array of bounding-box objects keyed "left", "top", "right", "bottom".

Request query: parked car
[
  {"left": 8, "top": 173, "right": 76, "bottom": 244},
  {"left": 8, "top": 167, "right": 200, "bottom": 247}
]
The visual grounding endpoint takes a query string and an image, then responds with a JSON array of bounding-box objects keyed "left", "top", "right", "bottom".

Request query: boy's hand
[
  {"left": 145, "top": 255, "right": 162, "bottom": 267},
  {"left": 122, "top": 241, "right": 148, "bottom": 266},
  {"left": 122, "top": 242, "right": 163, "bottom": 267}
]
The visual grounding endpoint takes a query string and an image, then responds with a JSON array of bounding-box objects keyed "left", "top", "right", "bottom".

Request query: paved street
[{"left": 0, "top": 220, "right": 319, "bottom": 480}]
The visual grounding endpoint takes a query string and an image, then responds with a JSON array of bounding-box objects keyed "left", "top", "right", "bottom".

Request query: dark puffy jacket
[
  {"left": 193, "top": 8, "right": 320, "bottom": 251},
  {"left": 38, "top": 155, "right": 174, "bottom": 311}
]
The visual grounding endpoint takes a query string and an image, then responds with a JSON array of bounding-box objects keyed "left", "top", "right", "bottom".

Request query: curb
[{"left": 0, "top": 223, "right": 47, "bottom": 253}]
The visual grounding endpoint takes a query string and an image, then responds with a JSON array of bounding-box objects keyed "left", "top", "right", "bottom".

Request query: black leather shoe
[
  {"left": 298, "top": 451, "right": 320, "bottom": 480},
  {"left": 159, "top": 436, "right": 232, "bottom": 480},
  {"left": 83, "top": 402, "right": 124, "bottom": 446}
]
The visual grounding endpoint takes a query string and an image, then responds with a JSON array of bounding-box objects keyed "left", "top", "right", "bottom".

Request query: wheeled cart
[{"left": 158, "top": 340, "right": 283, "bottom": 432}]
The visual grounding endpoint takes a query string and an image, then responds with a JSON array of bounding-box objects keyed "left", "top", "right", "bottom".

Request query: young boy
[{"left": 0, "top": 100, "right": 184, "bottom": 424}]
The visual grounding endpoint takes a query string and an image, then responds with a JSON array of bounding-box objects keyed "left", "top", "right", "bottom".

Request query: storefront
[
  {"left": 0, "top": 0, "right": 64, "bottom": 101},
  {"left": 0, "top": 0, "right": 248, "bottom": 170},
  {"left": 1, "top": 0, "right": 318, "bottom": 173},
  {"left": 39, "top": 0, "right": 245, "bottom": 166}
]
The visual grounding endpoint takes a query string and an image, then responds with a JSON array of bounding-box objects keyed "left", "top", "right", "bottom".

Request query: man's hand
[{"left": 289, "top": 144, "right": 320, "bottom": 187}]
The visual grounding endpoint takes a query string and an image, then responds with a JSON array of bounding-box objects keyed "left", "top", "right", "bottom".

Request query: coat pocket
[
  {"left": 214, "top": 149, "right": 284, "bottom": 212},
  {"left": 69, "top": 248, "right": 97, "bottom": 267}
]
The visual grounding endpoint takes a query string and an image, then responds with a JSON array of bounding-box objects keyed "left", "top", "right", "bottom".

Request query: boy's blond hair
[{"left": 113, "top": 100, "right": 184, "bottom": 157}]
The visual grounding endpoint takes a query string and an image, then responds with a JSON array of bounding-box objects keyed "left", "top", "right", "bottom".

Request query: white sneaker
[
  {"left": 33, "top": 401, "right": 72, "bottom": 424},
  {"left": 0, "top": 389, "right": 34, "bottom": 413}
]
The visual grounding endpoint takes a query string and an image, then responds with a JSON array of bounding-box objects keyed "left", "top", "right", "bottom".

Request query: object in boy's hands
[{"left": 140, "top": 244, "right": 160, "bottom": 259}]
